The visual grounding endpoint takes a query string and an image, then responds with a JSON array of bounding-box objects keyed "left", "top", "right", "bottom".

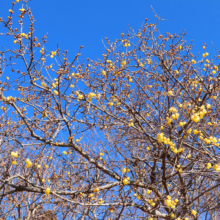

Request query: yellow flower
[
  {"left": 204, "top": 138, "right": 211, "bottom": 144},
  {"left": 26, "top": 159, "right": 32, "bottom": 168},
  {"left": 54, "top": 90, "right": 59, "bottom": 95},
  {"left": 121, "top": 60, "right": 126, "bottom": 67},
  {"left": 16, "top": 0, "right": 19, "bottom": 2},
  {"left": 11, "top": 151, "right": 18, "bottom": 158},
  {"left": 191, "top": 114, "right": 200, "bottom": 123},
  {"left": 108, "top": 207, "right": 114, "bottom": 212},
  {"left": 205, "top": 163, "right": 212, "bottom": 169},
  {"left": 107, "top": 102, "right": 113, "bottom": 106},
  {"left": 187, "top": 128, "right": 192, "bottom": 134},
  {"left": 123, "top": 178, "right": 129, "bottom": 185},
  {"left": 206, "top": 103, "right": 211, "bottom": 109},
  {"left": 19, "top": 8, "right": 25, "bottom": 12},
  {"left": 172, "top": 113, "right": 179, "bottom": 120},
  {"left": 157, "top": 133, "right": 164, "bottom": 143},
  {"left": 169, "top": 107, "right": 178, "bottom": 113},
  {"left": 147, "top": 190, "right": 152, "bottom": 194},
  {"left": 122, "top": 167, "right": 130, "bottom": 173},
  {"left": 191, "top": 210, "right": 197, "bottom": 216},
  {"left": 12, "top": 160, "right": 17, "bottom": 165},
  {"left": 167, "top": 90, "right": 173, "bottom": 96},
  {"left": 98, "top": 199, "right": 104, "bottom": 204},
  {"left": 93, "top": 188, "right": 99, "bottom": 192},
  {"left": 63, "top": 151, "right": 68, "bottom": 155},
  {"left": 191, "top": 59, "right": 196, "bottom": 64},
  {"left": 45, "top": 188, "right": 50, "bottom": 195},
  {"left": 213, "top": 164, "right": 220, "bottom": 171}
]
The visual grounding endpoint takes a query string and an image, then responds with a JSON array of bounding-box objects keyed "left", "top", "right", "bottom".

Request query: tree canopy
[{"left": 0, "top": 1, "right": 219, "bottom": 219}]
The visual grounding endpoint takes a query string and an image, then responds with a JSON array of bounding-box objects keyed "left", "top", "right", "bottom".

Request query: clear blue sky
[{"left": 0, "top": 0, "right": 219, "bottom": 62}]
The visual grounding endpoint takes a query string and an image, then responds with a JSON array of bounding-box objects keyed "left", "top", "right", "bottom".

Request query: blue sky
[{"left": 1, "top": 0, "right": 219, "bottom": 62}]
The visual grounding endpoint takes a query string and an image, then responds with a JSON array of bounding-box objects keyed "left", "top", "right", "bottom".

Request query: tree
[{"left": 0, "top": 1, "right": 219, "bottom": 219}]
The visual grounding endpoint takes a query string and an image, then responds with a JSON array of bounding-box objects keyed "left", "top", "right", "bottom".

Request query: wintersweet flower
[
  {"left": 191, "top": 114, "right": 200, "bottom": 123},
  {"left": 123, "top": 177, "right": 130, "bottom": 185},
  {"left": 191, "top": 210, "right": 197, "bottom": 216},
  {"left": 45, "top": 188, "right": 50, "bottom": 195},
  {"left": 11, "top": 151, "right": 18, "bottom": 158},
  {"left": 54, "top": 90, "right": 59, "bottom": 95},
  {"left": 206, "top": 163, "right": 212, "bottom": 169},
  {"left": 19, "top": 8, "right": 25, "bottom": 12},
  {"left": 213, "top": 164, "right": 220, "bottom": 171},
  {"left": 167, "top": 90, "right": 173, "bottom": 96},
  {"left": 157, "top": 133, "right": 164, "bottom": 143},
  {"left": 169, "top": 107, "right": 178, "bottom": 113},
  {"left": 147, "top": 190, "right": 152, "bottom": 194},
  {"left": 172, "top": 113, "right": 179, "bottom": 120},
  {"left": 122, "top": 167, "right": 130, "bottom": 173},
  {"left": 26, "top": 159, "right": 32, "bottom": 168},
  {"left": 206, "top": 104, "right": 211, "bottom": 109}
]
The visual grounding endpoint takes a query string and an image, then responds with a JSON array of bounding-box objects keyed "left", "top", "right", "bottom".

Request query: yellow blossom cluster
[
  {"left": 50, "top": 51, "right": 57, "bottom": 58},
  {"left": 11, "top": 151, "right": 18, "bottom": 158},
  {"left": 6, "top": 96, "right": 14, "bottom": 101},
  {"left": 169, "top": 107, "right": 178, "bottom": 113},
  {"left": 191, "top": 105, "right": 207, "bottom": 123},
  {"left": 157, "top": 133, "right": 182, "bottom": 154},
  {"left": 171, "top": 113, "right": 179, "bottom": 120},
  {"left": 134, "top": 193, "right": 141, "bottom": 200},
  {"left": 87, "top": 92, "right": 96, "bottom": 101},
  {"left": 166, "top": 117, "right": 172, "bottom": 125},
  {"left": 165, "top": 195, "right": 179, "bottom": 208},
  {"left": 147, "top": 189, "right": 152, "bottom": 194},
  {"left": 213, "top": 164, "right": 220, "bottom": 171},
  {"left": 123, "top": 177, "right": 130, "bottom": 185},
  {"left": 176, "top": 164, "right": 182, "bottom": 173},
  {"left": 122, "top": 167, "right": 130, "bottom": 173},
  {"left": 191, "top": 210, "right": 197, "bottom": 216},
  {"left": 128, "top": 119, "right": 134, "bottom": 127},
  {"left": 121, "top": 60, "right": 127, "bottom": 68},
  {"left": 40, "top": 48, "right": 44, "bottom": 54},
  {"left": 26, "top": 159, "right": 32, "bottom": 168},
  {"left": 148, "top": 199, "right": 155, "bottom": 207},
  {"left": 98, "top": 198, "right": 104, "bottom": 204},
  {"left": 52, "top": 81, "right": 58, "bottom": 89},
  {"left": 206, "top": 162, "right": 212, "bottom": 169},
  {"left": 54, "top": 90, "right": 59, "bottom": 95}
]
